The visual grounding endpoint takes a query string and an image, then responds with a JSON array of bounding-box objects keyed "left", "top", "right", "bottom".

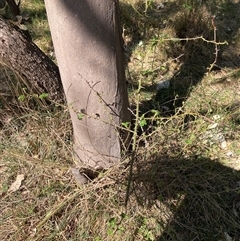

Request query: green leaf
[
  {"left": 121, "top": 122, "right": 130, "bottom": 128},
  {"left": 139, "top": 118, "right": 147, "bottom": 127},
  {"left": 39, "top": 93, "right": 49, "bottom": 99},
  {"left": 77, "top": 113, "right": 84, "bottom": 120},
  {"left": 18, "top": 95, "right": 25, "bottom": 102},
  {"left": 151, "top": 109, "right": 160, "bottom": 116}
]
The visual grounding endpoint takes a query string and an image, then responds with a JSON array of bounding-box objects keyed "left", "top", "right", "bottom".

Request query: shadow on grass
[
  {"left": 120, "top": 0, "right": 240, "bottom": 115},
  {"left": 130, "top": 155, "right": 240, "bottom": 240}
]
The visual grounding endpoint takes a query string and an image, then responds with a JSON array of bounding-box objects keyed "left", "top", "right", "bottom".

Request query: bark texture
[
  {"left": 0, "top": 17, "right": 64, "bottom": 103},
  {"left": 45, "top": 0, "right": 131, "bottom": 170}
]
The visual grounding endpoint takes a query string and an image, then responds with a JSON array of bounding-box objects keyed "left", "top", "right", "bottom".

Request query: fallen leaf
[
  {"left": 8, "top": 174, "right": 25, "bottom": 192},
  {"left": 71, "top": 168, "right": 88, "bottom": 185}
]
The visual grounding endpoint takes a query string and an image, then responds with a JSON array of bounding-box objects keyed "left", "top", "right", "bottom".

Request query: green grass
[
  {"left": 22, "top": 0, "right": 52, "bottom": 53},
  {"left": 1, "top": 0, "right": 240, "bottom": 240}
]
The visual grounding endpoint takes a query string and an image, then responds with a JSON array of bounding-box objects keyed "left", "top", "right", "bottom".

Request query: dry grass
[{"left": 1, "top": 0, "right": 240, "bottom": 240}]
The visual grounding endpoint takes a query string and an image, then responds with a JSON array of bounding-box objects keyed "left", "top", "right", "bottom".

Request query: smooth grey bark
[
  {"left": 44, "top": 0, "right": 131, "bottom": 170},
  {"left": 0, "top": 17, "right": 64, "bottom": 103}
]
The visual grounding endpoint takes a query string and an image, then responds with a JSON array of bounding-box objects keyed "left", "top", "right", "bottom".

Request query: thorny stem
[
  {"left": 161, "top": 36, "right": 227, "bottom": 46},
  {"left": 160, "top": 17, "right": 226, "bottom": 72},
  {"left": 208, "top": 15, "right": 219, "bottom": 72},
  {"left": 125, "top": 77, "right": 142, "bottom": 206}
]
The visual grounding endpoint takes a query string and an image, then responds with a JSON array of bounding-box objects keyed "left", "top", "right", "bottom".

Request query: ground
[{"left": 0, "top": 0, "right": 240, "bottom": 240}]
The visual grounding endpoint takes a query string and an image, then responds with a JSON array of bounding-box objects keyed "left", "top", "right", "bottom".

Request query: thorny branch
[
  {"left": 160, "top": 16, "right": 227, "bottom": 72},
  {"left": 208, "top": 15, "right": 220, "bottom": 72}
]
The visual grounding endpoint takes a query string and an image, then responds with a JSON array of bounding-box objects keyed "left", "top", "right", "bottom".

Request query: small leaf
[
  {"left": 19, "top": 24, "right": 28, "bottom": 31},
  {"left": 139, "top": 119, "right": 147, "bottom": 127},
  {"left": 121, "top": 122, "right": 130, "bottom": 128},
  {"left": 18, "top": 95, "right": 25, "bottom": 102},
  {"left": 39, "top": 93, "right": 49, "bottom": 99},
  {"left": 78, "top": 113, "right": 84, "bottom": 120},
  {"left": 151, "top": 109, "right": 160, "bottom": 116}
]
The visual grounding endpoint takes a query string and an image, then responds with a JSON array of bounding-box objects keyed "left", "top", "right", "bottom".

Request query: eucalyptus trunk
[
  {"left": 44, "top": 0, "right": 130, "bottom": 170},
  {"left": 0, "top": 16, "right": 64, "bottom": 103}
]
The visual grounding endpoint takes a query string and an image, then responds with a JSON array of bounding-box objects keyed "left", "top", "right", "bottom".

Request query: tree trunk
[
  {"left": 0, "top": 17, "right": 64, "bottom": 103},
  {"left": 44, "top": 0, "right": 131, "bottom": 170}
]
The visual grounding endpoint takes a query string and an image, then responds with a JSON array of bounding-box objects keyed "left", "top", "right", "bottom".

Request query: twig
[
  {"left": 208, "top": 15, "right": 219, "bottom": 72},
  {"left": 125, "top": 77, "right": 142, "bottom": 207},
  {"left": 160, "top": 36, "right": 227, "bottom": 46}
]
